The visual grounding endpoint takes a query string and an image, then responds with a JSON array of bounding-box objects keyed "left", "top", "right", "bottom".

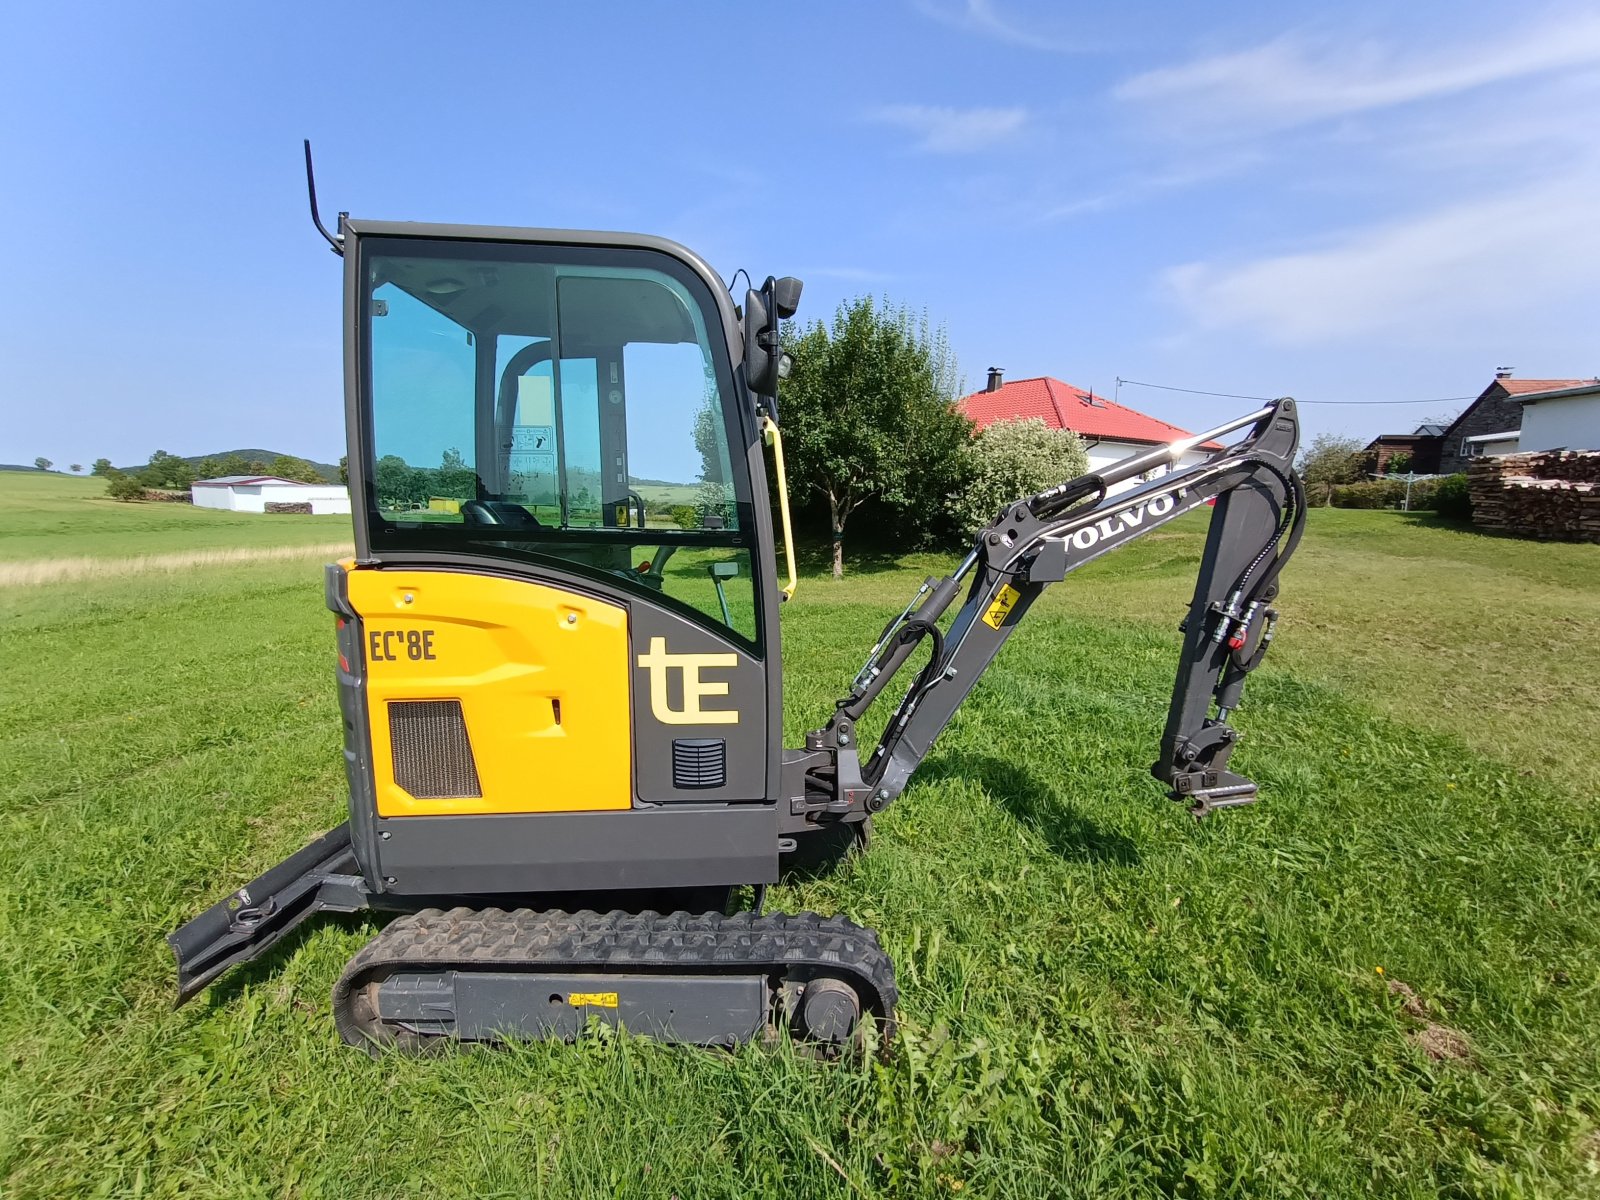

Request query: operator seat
[{"left": 460, "top": 500, "right": 543, "bottom": 528}]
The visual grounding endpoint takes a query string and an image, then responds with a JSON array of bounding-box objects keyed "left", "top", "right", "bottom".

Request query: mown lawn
[{"left": 2, "top": 474, "right": 1598, "bottom": 1197}]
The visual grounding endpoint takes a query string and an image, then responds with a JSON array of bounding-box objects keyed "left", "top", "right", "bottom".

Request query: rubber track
[{"left": 332, "top": 907, "right": 899, "bottom": 1051}]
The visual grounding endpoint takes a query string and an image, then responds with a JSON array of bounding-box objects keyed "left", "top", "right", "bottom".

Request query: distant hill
[
  {"left": 115, "top": 450, "right": 342, "bottom": 484},
  {"left": 0, "top": 465, "right": 67, "bottom": 473}
]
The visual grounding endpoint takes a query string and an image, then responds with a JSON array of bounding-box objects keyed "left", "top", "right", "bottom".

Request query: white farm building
[{"left": 191, "top": 475, "right": 352, "bottom": 515}]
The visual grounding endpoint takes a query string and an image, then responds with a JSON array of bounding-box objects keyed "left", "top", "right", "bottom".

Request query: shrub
[
  {"left": 668, "top": 504, "right": 700, "bottom": 529},
  {"left": 1329, "top": 479, "right": 1440, "bottom": 510},
  {"left": 950, "top": 417, "right": 1090, "bottom": 534},
  {"left": 1298, "top": 433, "right": 1366, "bottom": 505},
  {"left": 105, "top": 471, "right": 146, "bottom": 502},
  {"left": 1434, "top": 473, "right": 1472, "bottom": 521}
]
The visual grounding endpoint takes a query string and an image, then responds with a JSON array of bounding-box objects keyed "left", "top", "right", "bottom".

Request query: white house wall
[
  {"left": 1086, "top": 441, "right": 1212, "bottom": 495},
  {"left": 189, "top": 483, "right": 351, "bottom": 513},
  {"left": 1518, "top": 395, "right": 1600, "bottom": 453}
]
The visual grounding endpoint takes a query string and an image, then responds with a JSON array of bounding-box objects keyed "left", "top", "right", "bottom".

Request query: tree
[
  {"left": 374, "top": 455, "right": 432, "bottom": 509},
  {"left": 1386, "top": 451, "right": 1413, "bottom": 475},
  {"left": 269, "top": 454, "right": 324, "bottom": 484},
  {"left": 779, "top": 296, "right": 971, "bottom": 577},
  {"left": 338, "top": 454, "right": 349, "bottom": 485},
  {"left": 1297, "top": 433, "right": 1365, "bottom": 505},
  {"left": 105, "top": 471, "right": 145, "bottom": 501},
  {"left": 33, "top": 457, "right": 52, "bottom": 472},
  {"left": 952, "top": 418, "right": 1090, "bottom": 534},
  {"left": 435, "top": 448, "right": 477, "bottom": 499},
  {"left": 139, "top": 450, "right": 194, "bottom": 490},
  {"left": 91, "top": 458, "right": 113, "bottom": 476},
  {"left": 69, "top": 463, "right": 83, "bottom": 474}
]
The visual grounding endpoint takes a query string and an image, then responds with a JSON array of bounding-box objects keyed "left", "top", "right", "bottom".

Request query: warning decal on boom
[{"left": 982, "top": 584, "right": 1021, "bottom": 629}]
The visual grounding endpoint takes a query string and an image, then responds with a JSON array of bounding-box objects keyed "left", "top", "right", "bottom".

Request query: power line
[{"left": 1115, "top": 377, "right": 1472, "bottom": 407}]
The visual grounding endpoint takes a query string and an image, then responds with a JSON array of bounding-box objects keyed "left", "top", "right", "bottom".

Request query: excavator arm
[{"left": 784, "top": 398, "right": 1304, "bottom": 827}]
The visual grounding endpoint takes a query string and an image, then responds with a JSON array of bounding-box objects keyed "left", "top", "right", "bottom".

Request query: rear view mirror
[
  {"left": 742, "top": 275, "right": 803, "bottom": 402},
  {"left": 772, "top": 276, "right": 802, "bottom": 319}
]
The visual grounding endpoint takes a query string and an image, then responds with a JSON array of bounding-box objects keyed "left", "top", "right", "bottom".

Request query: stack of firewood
[{"left": 1468, "top": 451, "right": 1600, "bottom": 542}]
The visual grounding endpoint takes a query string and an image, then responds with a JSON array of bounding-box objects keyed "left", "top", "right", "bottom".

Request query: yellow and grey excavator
[{"left": 169, "top": 148, "right": 1305, "bottom": 1052}]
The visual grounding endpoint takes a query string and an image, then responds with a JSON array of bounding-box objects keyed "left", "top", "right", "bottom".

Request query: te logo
[{"left": 636, "top": 636, "right": 739, "bottom": 725}]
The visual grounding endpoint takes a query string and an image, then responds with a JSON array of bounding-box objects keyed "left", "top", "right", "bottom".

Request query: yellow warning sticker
[
  {"left": 567, "top": 992, "right": 619, "bottom": 1008},
  {"left": 982, "top": 584, "right": 1021, "bottom": 630}
]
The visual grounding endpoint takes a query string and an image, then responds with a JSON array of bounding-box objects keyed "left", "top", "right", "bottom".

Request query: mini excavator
[{"left": 168, "top": 148, "right": 1305, "bottom": 1053}]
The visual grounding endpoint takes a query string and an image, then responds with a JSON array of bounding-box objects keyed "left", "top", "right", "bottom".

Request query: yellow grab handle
[{"left": 760, "top": 414, "right": 798, "bottom": 601}]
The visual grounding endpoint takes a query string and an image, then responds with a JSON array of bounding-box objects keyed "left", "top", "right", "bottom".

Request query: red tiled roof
[
  {"left": 959, "top": 377, "right": 1223, "bottom": 450},
  {"left": 1496, "top": 377, "right": 1593, "bottom": 396}
]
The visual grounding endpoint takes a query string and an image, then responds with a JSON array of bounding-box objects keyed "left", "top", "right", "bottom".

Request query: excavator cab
[{"left": 333, "top": 222, "right": 793, "bottom": 897}]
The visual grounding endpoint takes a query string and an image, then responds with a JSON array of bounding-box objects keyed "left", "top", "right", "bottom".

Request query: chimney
[
  {"left": 986, "top": 367, "right": 1004, "bottom": 393},
  {"left": 1495, "top": 366, "right": 1514, "bottom": 379}
]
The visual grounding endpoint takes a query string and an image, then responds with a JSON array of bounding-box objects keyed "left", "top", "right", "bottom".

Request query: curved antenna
[{"left": 303, "top": 139, "right": 343, "bottom": 256}]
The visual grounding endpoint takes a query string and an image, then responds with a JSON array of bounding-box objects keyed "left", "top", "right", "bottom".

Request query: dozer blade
[
  {"left": 169, "top": 824, "right": 369, "bottom": 1004},
  {"left": 332, "top": 907, "right": 898, "bottom": 1055}
]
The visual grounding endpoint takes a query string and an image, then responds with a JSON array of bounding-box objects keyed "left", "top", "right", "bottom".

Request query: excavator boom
[{"left": 786, "top": 399, "right": 1303, "bottom": 826}]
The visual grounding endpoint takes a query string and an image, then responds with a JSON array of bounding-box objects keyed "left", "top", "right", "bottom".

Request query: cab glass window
[{"left": 362, "top": 239, "right": 758, "bottom": 648}]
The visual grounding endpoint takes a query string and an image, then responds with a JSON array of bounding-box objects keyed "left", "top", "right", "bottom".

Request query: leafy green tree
[
  {"left": 1386, "top": 451, "right": 1413, "bottom": 475},
  {"left": 91, "top": 458, "right": 113, "bottom": 476},
  {"left": 435, "top": 448, "right": 477, "bottom": 499},
  {"left": 269, "top": 454, "right": 324, "bottom": 483},
  {"left": 1297, "top": 433, "right": 1365, "bottom": 505},
  {"left": 139, "top": 450, "right": 194, "bottom": 490},
  {"left": 780, "top": 296, "right": 971, "bottom": 577},
  {"left": 33, "top": 457, "right": 52, "bottom": 472},
  {"left": 374, "top": 455, "right": 432, "bottom": 509},
  {"left": 218, "top": 453, "right": 254, "bottom": 476},
  {"left": 952, "top": 418, "right": 1090, "bottom": 534},
  {"left": 195, "top": 457, "right": 224, "bottom": 480},
  {"left": 69, "top": 463, "right": 83, "bottom": 474},
  {"left": 105, "top": 471, "right": 145, "bottom": 501},
  {"left": 339, "top": 454, "right": 349, "bottom": 485}
]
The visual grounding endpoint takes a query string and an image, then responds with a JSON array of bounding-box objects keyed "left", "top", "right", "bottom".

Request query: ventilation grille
[
  {"left": 388, "top": 700, "right": 482, "bottom": 799},
  {"left": 672, "top": 738, "right": 727, "bottom": 789}
]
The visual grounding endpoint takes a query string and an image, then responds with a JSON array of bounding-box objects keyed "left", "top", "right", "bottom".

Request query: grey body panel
[
  {"left": 629, "top": 601, "right": 767, "bottom": 803},
  {"left": 373, "top": 970, "right": 768, "bottom": 1045},
  {"left": 372, "top": 806, "right": 779, "bottom": 894}
]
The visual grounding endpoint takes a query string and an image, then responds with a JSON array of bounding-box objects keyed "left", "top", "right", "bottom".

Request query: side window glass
[
  {"left": 623, "top": 342, "right": 737, "bottom": 532},
  {"left": 370, "top": 283, "right": 477, "bottom": 517}
]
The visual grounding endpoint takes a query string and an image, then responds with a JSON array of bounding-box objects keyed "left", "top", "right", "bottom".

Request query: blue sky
[{"left": 4, "top": 1, "right": 1597, "bottom": 470}]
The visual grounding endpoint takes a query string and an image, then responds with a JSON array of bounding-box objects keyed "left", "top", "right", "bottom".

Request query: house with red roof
[
  {"left": 958, "top": 370, "right": 1223, "bottom": 494},
  {"left": 1434, "top": 371, "right": 1599, "bottom": 474}
]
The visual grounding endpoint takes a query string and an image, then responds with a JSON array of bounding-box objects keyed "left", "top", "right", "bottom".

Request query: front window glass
[{"left": 362, "top": 240, "right": 757, "bottom": 646}]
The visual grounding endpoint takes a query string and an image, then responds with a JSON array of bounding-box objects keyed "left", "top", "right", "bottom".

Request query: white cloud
[
  {"left": 1161, "top": 174, "right": 1600, "bottom": 345},
  {"left": 1116, "top": 12, "right": 1600, "bottom": 135},
  {"left": 869, "top": 103, "right": 1030, "bottom": 153},
  {"left": 910, "top": 0, "right": 1087, "bottom": 53}
]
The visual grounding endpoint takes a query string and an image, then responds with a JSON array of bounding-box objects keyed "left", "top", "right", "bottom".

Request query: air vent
[
  {"left": 672, "top": 738, "right": 727, "bottom": 789},
  {"left": 389, "top": 700, "right": 482, "bottom": 799}
]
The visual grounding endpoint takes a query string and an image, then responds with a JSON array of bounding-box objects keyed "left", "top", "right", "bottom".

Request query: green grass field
[
  {"left": 2, "top": 472, "right": 1598, "bottom": 1197},
  {"left": 0, "top": 472, "right": 350, "bottom": 563}
]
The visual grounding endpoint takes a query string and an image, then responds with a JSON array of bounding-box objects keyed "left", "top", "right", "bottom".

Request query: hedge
[{"left": 1329, "top": 478, "right": 1441, "bottom": 510}]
